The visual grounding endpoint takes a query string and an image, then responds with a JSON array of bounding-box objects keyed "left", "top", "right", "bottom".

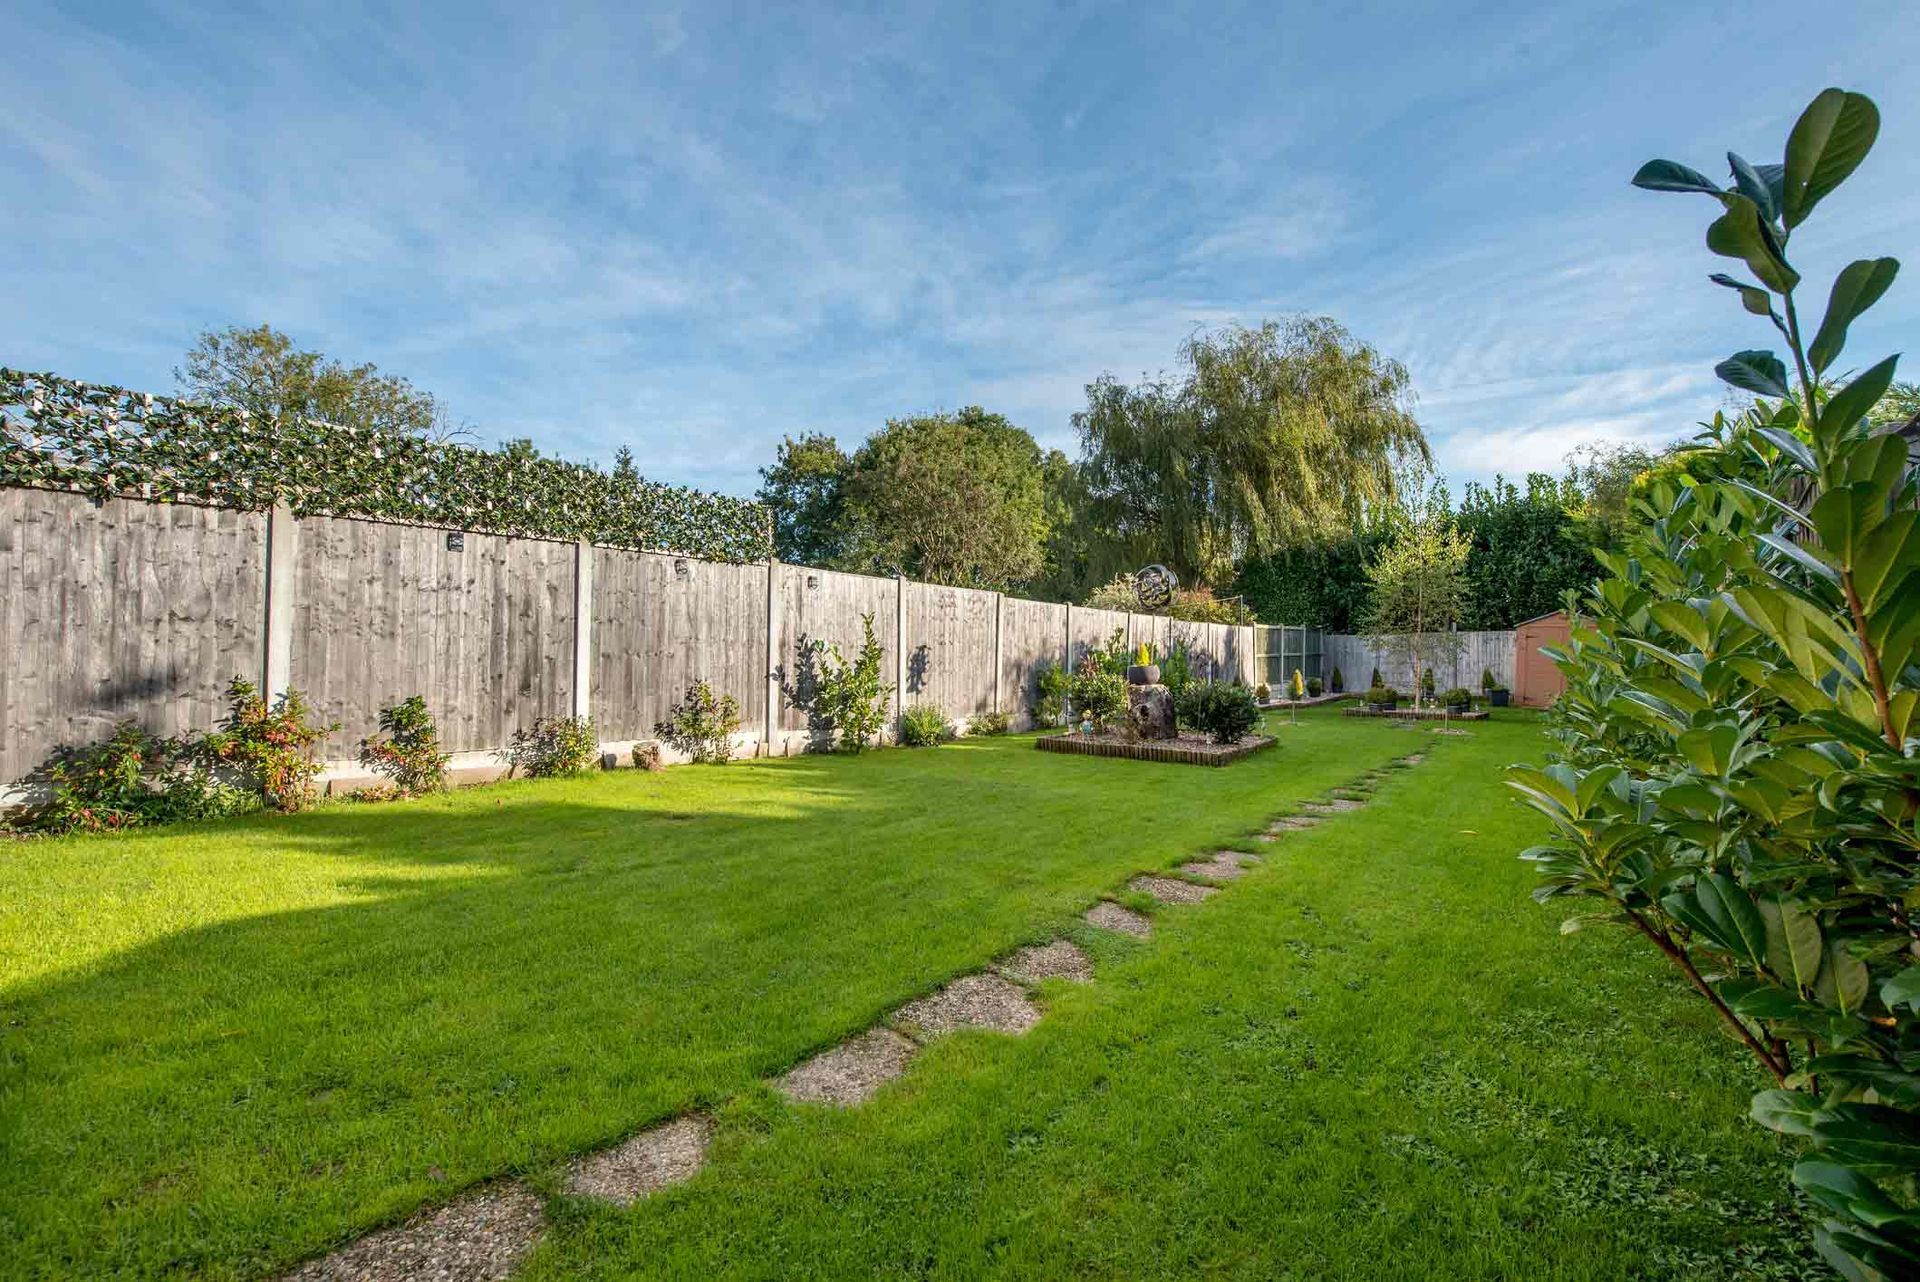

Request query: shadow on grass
[{"left": 0, "top": 722, "right": 1406, "bottom": 1280}]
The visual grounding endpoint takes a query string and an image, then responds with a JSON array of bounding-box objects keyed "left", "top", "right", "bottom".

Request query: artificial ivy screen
[{"left": 0, "top": 368, "right": 772, "bottom": 563}]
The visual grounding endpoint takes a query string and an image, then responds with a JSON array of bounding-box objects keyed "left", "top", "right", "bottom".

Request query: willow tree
[{"left": 1073, "top": 317, "right": 1428, "bottom": 587}]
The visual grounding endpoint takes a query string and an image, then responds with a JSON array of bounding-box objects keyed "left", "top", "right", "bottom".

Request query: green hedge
[{"left": 0, "top": 368, "right": 771, "bottom": 563}]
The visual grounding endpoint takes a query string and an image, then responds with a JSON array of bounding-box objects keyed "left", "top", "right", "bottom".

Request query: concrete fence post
[
  {"left": 764, "top": 558, "right": 781, "bottom": 756},
  {"left": 571, "top": 540, "right": 593, "bottom": 722},
  {"left": 895, "top": 573, "right": 907, "bottom": 740},
  {"left": 263, "top": 501, "right": 297, "bottom": 700},
  {"left": 992, "top": 592, "right": 1004, "bottom": 715}
]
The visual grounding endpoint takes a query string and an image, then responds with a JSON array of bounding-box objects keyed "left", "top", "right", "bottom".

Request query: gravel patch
[
  {"left": 1180, "top": 851, "right": 1255, "bottom": 882},
  {"left": 564, "top": 1115, "right": 710, "bottom": 1207},
  {"left": 895, "top": 974, "right": 1041, "bottom": 1037},
  {"left": 1128, "top": 875, "right": 1218, "bottom": 905},
  {"left": 282, "top": 1182, "right": 544, "bottom": 1282},
  {"left": 998, "top": 938, "right": 1094, "bottom": 984},
  {"left": 1085, "top": 900, "right": 1152, "bottom": 937},
  {"left": 777, "top": 1028, "right": 918, "bottom": 1107}
]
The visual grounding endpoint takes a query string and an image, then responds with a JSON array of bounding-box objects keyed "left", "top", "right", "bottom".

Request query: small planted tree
[
  {"left": 1511, "top": 89, "right": 1920, "bottom": 1280},
  {"left": 1362, "top": 490, "right": 1470, "bottom": 710},
  {"left": 807, "top": 612, "right": 891, "bottom": 752}
]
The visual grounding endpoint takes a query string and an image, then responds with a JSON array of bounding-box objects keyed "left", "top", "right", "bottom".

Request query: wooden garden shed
[{"left": 1512, "top": 610, "right": 1573, "bottom": 708}]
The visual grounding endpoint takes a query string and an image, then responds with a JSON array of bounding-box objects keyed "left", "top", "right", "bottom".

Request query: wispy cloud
[{"left": 3, "top": 0, "right": 1917, "bottom": 500}]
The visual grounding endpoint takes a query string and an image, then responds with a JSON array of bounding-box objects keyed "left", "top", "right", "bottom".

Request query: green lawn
[{"left": 0, "top": 711, "right": 1813, "bottom": 1279}]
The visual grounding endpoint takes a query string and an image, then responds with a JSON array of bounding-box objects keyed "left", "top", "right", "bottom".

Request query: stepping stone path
[
  {"left": 1128, "top": 874, "right": 1218, "bottom": 905},
  {"left": 286, "top": 752, "right": 1423, "bottom": 1275},
  {"left": 895, "top": 974, "right": 1041, "bottom": 1037},
  {"left": 283, "top": 1182, "right": 544, "bottom": 1282},
  {"left": 1302, "top": 798, "right": 1365, "bottom": 814},
  {"left": 998, "top": 938, "right": 1094, "bottom": 984},
  {"left": 777, "top": 1028, "right": 919, "bottom": 1107},
  {"left": 1180, "top": 851, "right": 1256, "bottom": 882},
  {"left": 1085, "top": 899, "right": 1152, "bottom": 937},
  {"left": 564, "top": 1115, "right": 711, "bottom": 1207}
]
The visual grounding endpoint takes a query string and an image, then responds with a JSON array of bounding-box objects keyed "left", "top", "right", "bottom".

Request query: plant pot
[
  {"left": 1127, "top": 664, "right": 1160, "bottom": 685},
  {"left": 1489, "top": 689, "right": 1510, "bottom": 707}
]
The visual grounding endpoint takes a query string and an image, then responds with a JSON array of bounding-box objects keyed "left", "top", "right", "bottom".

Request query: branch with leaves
[{"left": 1519, "top": 89, "right": 1920, "bottom": 1281}]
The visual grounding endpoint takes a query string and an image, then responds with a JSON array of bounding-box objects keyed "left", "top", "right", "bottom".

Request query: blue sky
[{"left": 5, "top": 1, "right": 1916, "bottom": 499}]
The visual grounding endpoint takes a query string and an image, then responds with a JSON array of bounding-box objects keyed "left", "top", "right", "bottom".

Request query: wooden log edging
[
  {"left": 1341, "top": 707, "right": 1489, "bottom": 721},
  {"left": 1034, "top": 733, "right": 1277, "bottom": 766}
]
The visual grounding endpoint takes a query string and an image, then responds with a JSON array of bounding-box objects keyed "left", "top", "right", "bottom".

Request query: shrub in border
[
  {"left": 505, "top": 714, "right": 598, "bottom": 778},
  {"left": 899, "top": 704, "right": 954, "bottom": 747},
  {"left": 655, "top": 679, "right": 741, "bottom": 764},
  {"left": 200, "top": 678, "right": 336, "bottom": 812},
  {"left": 358, "top": 695, "right": 450, "bottom": 794}
]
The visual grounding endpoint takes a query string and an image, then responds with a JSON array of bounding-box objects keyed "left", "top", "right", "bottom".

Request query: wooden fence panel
[
  {"left": 905, "top": 582, "right": 997, "bottom": 717},
  {"left": 592, "top": 548, "right": 769, "bottom": 742},
  {"left": 773, "top": 565, "right": 899, "bottom": 736},
  {"left": 289, "top": 516, "right": 576, "bottom": 754},
  {"left": 1321, "top": 630, "right": 1515, "bottom": 694},
  {"left": 1069, "top": 607, "right": 1130, "bottom": 667},
  {"left": 0, "top": 490, "right": 267, "bottom": 782},
  {"left": 999, "top": 597, "right": 1066, "bottom": 728}
]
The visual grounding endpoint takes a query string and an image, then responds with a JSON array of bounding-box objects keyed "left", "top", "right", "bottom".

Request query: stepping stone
[
  {"left": 283, "top": 1182, "right": 544, "bottom": 1282},
  {"left": 1302, "top": 798, "right": 1365, "bottom": 814},
  {"left": 1269, "top": 816, "right": 1319, "bottom": 832},
  {"left": 1400, "top": 753, "right": 1425, "bottom": 765},
  {"left": 1128, "top": 875, "right": 1218, "bottom": 906},
  {"left": 1180, "top": 851, "right": 1255, "bottom": 882},
  {"left": 998, "top": 938, "right": 1094, "bottom": 984},
  {"left": 778, "top": 1028, "right": 917, "bottom": 1107},
  {"left": 564, "top": 1115, "right": 710, "bottom": 1207},
  {"left": 895, "top": 974, "right": 1041, "bottom": 1037},
  {"left": 1085, "top": 900, "right": 1151, "bottom": 938}
]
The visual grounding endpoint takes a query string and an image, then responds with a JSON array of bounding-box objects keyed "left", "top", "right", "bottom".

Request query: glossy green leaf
[
  {"left": 1714, "top": 350, "right": 1791, "bottom": 399},
  {"left": 1631, "top": 158, "right": 1722, "bottom": 195},
  {"left": 1705, "top": 195, "right": 1799, "bottom": 293},
  {"left": 1819, "top": 356, "right": 1901, "bottom": 443},
  {"left": 1727, "top": 152, "right": 1780, "bottom": 225},
  {"left": 1708, "top": 272, "right": 1777, "bottom": 319},
  {"left": 1759, "top": 897, "right": 1823, "bottom": 992},
  {"left": 1784, "top": 89, "right": 1881, "bottom": 228},
  {"left": 1809, "top": 258, "right": 1901, "bottom": 373},
  {"left": 1753, "top": 1088, "right": 1827, "bottom": 1136}
]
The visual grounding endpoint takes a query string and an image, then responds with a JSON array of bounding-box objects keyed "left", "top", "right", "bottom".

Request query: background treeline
[
  {"left": 1234, "top": 453, "right": 1658, "bottom": 631},
  {"left": 154, "top": 320, "right": 1920, "bottom": 632}
]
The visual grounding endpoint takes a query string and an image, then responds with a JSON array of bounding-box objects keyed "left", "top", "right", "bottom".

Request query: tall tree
[
  {"left": 840, "top": 407, "right": 1048, "bottom": 590},
  {"left": 1074, "top": 317, "right": 1428, "bottom": 587},
  {"left": 176, "top": 324, "right": 466, "bottom": 440},
  {"left": 1361, "top": 482, "right": 1470, "bottom": 706},
  {"left": 1454, "top": 473, "right": 1598, "bottom": 628},
  {"left": 756, "top": 433, "right": 854, "bottom": 565}
]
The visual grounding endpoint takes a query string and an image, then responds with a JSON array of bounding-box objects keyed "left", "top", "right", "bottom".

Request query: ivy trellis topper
[{"left": 0, "top": 367, "right": 772, "bottom": 562}]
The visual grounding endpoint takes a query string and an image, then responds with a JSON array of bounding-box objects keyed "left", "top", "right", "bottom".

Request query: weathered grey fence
[
  {"left": 1319, "top": 630, "right": 1515, "bottom": 693},
  {"left": 0, "top": 486, "right": 1258, "bottom": 789}
]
